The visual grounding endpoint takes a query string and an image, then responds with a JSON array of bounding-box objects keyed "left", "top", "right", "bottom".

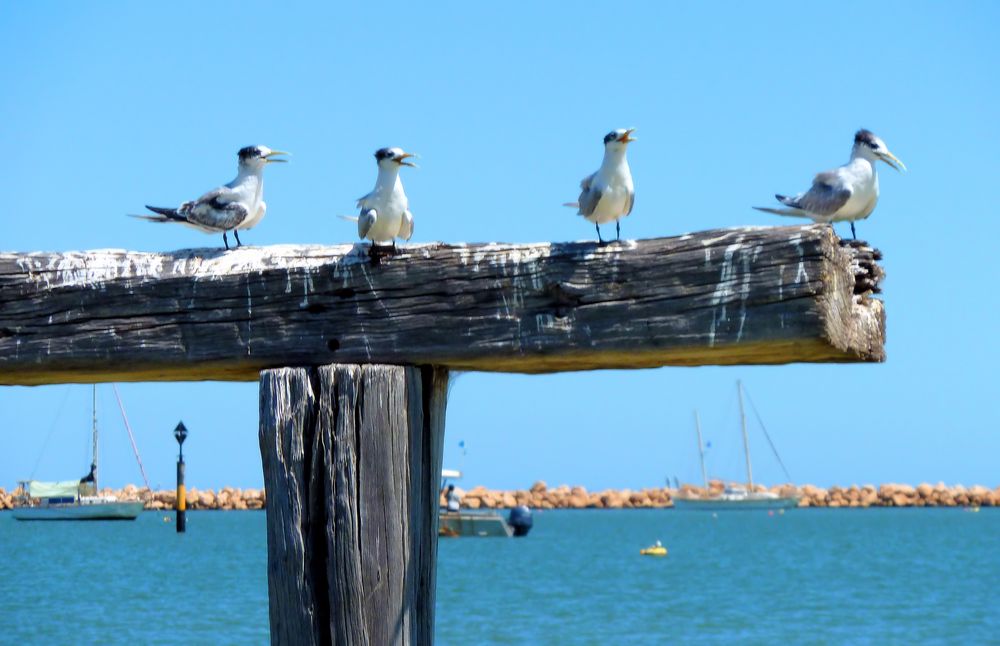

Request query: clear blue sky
[{"left": 1, "top": 2, "right": 997, "bottom": 492}]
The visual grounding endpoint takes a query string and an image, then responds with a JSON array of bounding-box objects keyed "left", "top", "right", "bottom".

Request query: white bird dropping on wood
[
  {"left": 564, "top": 128, "right": 636, "bottom": 244},
  {"left": 753, "top": 129, "right": 906, "bottom": 240},
  {"left": 131, "top": 145, "right": 288, "bottom": 250}
]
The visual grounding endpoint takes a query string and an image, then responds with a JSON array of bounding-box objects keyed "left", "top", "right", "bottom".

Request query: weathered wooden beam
[
  {"left": 259, "top": 363, "right": 448, "bottom": 645},
  {"left": 0, "top": 225, "right": 884, "bottom": 385}
]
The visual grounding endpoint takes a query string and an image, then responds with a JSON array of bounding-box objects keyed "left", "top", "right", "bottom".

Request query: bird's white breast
[
  {"left": 363, "top": 179, "right": 409, "bottom": 243},
  {"left": 586, "top": 161, "right": 633, "bottom": 224},
  {"left": 833, "top": 159, "right": 879, "bottom": 221}
]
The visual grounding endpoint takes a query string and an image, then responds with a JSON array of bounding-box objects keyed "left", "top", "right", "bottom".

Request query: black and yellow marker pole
[{"left": 173, "top": 421, "right": 188, "bottom": 533}]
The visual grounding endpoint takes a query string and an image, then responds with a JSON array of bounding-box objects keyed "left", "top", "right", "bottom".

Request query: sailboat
[
  {"left": 13, "top": 385, "right": 146, "bottom": 521},
  {"left": 673, "top": 381, "right": 800, "bottom": 511}
]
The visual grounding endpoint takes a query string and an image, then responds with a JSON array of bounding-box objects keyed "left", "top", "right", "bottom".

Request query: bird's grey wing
[
  {"left": 191, "top": 186, "right": 231, "bottom": 206},
  {"left": 624, "top": 186, "right": 635, "bottom": 216},
  {"left": 358, "top": 208, "right": 377, "bottom": 240},
  {"left": 184, "top": 194, "right": 249, "bottom": 231},
  {"left": 356, "top": 190, "right": 375, "bottom": 209},
  {"left": 399, "top": 210, "right": 414, "bottom": 241},
  {"left": 577, "top": 173, "right": 602, "bottom": 217},
  {"left": 780, "top": 170, "right": 851, "bottom": 217}
]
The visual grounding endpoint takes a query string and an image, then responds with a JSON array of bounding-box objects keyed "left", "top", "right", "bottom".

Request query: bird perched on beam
[
  {"left": 343, "top": 147, "right": 417, "bottom": 254},
  {"left": 754, "top": 129, "right": 905, "bottom": 240},
  {"left": 132, "top": 145, "right": 288, "bottom": 250},
  {"left": 564, "top": 128, "right": 636, "bottom": 244}
]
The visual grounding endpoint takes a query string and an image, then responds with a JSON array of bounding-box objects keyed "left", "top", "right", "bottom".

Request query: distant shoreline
[{"left": 2, "top": 480, "right": 997, "bottom": 511}]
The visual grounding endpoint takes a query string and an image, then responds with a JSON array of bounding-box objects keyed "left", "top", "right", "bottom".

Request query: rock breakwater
[
  {"left": 1, "top": 480, "right": 997, "bottom": 511},
  {"left": 451, "top": 480, "right": 1000, "bottom": 509}
]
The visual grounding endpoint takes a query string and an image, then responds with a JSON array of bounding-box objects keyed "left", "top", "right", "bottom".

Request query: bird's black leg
[
  {"left": 596, "top": 223, "right": 604, "bottom": 244},
  {"left": 851, "top": 222, "right": 857, "bottom": 240},
  {"left": 223, "top": 232, "right": 230, "bottom": 250},
  {"left": 616, "top": 220, "right": 621, "bottom": 241},
  {"left": 233, "top": 229, "right": 243, "bottom": 247}
]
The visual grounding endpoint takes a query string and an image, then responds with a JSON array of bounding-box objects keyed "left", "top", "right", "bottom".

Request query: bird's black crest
[
  {"left": 238, "top": 146, "right": 263, "bottom": 160},
  {"left": 854, "top": 129, "right": 878, "bottom": 147},
  {"left": 374, "top": 147, "right": 394, "bottom": 161},
  {"left": 603, "top": 131, "right": 619, "bottom": 144}
]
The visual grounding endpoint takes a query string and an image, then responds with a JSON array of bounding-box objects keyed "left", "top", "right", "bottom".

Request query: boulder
[
  {"left": 891, "top": 492, "right": 912, "bottom": 507},
  {"left": 530, "top": 481, "right": 547, "bottom": 493}
]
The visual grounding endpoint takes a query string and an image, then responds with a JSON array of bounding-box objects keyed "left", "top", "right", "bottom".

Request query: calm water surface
[{"left": 1, "top": 509, "right": 996, "bottom": 644}]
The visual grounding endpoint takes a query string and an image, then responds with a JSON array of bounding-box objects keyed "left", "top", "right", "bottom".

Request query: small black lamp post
[{"left": 174, "top": 421, "right": 188, "bottom": 533}]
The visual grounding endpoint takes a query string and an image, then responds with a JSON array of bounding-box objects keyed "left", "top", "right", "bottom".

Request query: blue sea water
[{"left": 1, "top": 509, "right": 997, "bottom": 644}]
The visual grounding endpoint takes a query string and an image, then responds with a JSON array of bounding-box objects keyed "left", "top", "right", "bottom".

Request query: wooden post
[{"left": 259, "top": 364, "right": 448, "bottom": 646}]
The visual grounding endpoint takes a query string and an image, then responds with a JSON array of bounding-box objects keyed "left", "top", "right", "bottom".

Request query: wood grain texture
[
  {"left": 259, "top": 364, "right": 448, "bottom": 646},
  {"left": 0, "top": 225, "right": 884, "bottom": 385}
]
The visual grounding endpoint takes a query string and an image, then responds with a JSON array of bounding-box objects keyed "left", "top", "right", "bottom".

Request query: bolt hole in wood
[
  {"left": 327, "top": 339, "right": 340, "bottom": 352},
  {"left": 305, "top": 303, "right": 328, "bottom": 314},
  {"left": 333, "top": 287, "right": 356, "bottom": 299}
]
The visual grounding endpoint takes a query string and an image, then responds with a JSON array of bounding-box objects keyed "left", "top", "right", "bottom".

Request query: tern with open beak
[
  {"left": 754, "top": 129, "right": 905, "bottom": 240},
  {"left": 345, "top": 147, "right": 417, "bottom": 253},
  {"left": 564, "top": 128, "right": 636, "bottom": 243},
  {"left": 132, "top": 145, "right": 288, "bottom": 250}
]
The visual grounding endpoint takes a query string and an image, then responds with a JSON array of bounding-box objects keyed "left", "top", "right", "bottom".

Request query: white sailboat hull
[
  {"left": 673, "top": 494, "right": 800, "bottom": 511},
  {"left": 12, "top": 501, "right": 144, "bottom": 521}
]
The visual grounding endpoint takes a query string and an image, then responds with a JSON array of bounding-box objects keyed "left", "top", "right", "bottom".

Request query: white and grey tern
[
  {"left": 343, "top": 147, "right": 417, "bottom": 253},
  {"left": 754, "top": 129, "right": 905, "bottom": 239},
  {"left": 133, "top": 145, "right": 288, "bottom": 250},
  {"left": 564, "top": 128, "right": 636, "bottom": 243}
]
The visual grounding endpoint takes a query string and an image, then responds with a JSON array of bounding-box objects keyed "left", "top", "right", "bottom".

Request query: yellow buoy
[{"left": 640, "top": 542, "right": 668, "bottom": 557}]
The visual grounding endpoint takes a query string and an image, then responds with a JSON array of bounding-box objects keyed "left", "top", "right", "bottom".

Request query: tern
[
  {"left": 753, "top": 129, "right": 905, "bottom": 239},
  {"left": 564, "top": 128, "right": 636, "bottom": 243},
  {"left": 343, "top": 147, "right": 416, "bottom": 253},
  {"left": 132, "top": 145, "right": 288, "bottom": 250}
]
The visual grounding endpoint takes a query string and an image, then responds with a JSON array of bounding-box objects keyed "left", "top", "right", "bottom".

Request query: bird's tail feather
[
  {"left": 562, "top": 202, "right": 580, "bottom": 208},
  {"left": 752, "top": 206, "right": 811, "bottom": 218},
  {"left": 128, "top": 213, "right": 173, "bottom": 223},
  {"left": 141, "top": 205, "right": 186, "bottom": 222},
  {"left": 775, "top": 194, "right": 800, "bottom": 207},
  {"left": 337, "top": 214, "right": 360, "bottom": 222}
]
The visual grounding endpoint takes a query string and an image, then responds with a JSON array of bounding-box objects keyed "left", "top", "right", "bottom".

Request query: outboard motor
[{"left": 507, "top": 505, "right": 533, "bottom": 537}]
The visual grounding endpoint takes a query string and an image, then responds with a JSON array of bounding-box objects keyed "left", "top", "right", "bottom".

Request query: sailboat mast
[
  {"left": 737, "top": 380, "right": 754, "bottom": 490},
  {"left": 694, "top": 410, "right": 708, "bottom": 488},
  {"left": 91, "top": 384, "right": 99, "bottom": 491}
]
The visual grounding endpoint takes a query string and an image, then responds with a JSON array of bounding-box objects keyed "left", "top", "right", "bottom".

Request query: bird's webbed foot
[{"left": 368, "top": 241, "right": 398, "bottom": 265}]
